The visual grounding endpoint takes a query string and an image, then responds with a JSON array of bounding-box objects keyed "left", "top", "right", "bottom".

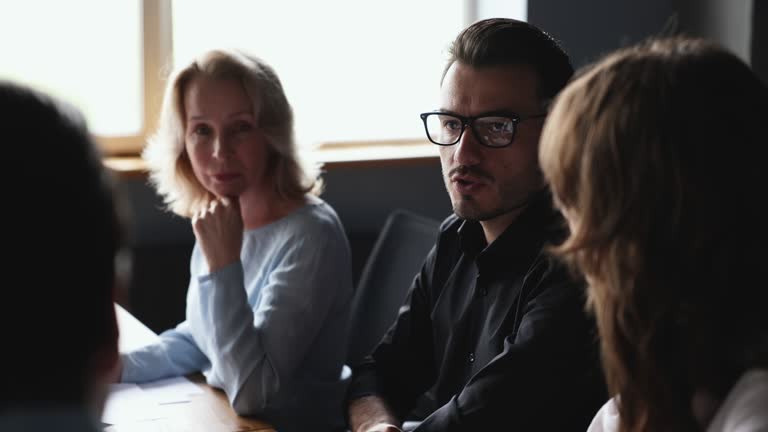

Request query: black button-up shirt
[{"left": 349, "top": 192, "right": 606, "bottom": 431}]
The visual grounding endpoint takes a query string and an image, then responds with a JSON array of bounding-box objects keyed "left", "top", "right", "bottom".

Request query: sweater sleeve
[
  {"left": 120, "top": 321, "right": 208, "bottom": 383},
  {"left": 185, "top": 218, "right": 352, "bottom": 416}
]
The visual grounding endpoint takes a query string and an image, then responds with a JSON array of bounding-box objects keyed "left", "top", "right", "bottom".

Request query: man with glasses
[{"left": 347, "top": 18, "right": 606, "bottom": 431}]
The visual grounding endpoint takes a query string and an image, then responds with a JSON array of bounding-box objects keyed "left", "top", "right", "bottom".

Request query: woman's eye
[
  {"left": 191, "top": 124, "right": 212, "bottom": 136},
  {"left": 234, "top": 121, "right": 253, "bottom": 133}
]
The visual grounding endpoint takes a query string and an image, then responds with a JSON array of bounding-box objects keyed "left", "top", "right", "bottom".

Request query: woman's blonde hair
[
  {"left": 143, "top": 49, "right": 322, "bottom": 217},
  {"left": 540, "top": 37, "right": 768, "bottom": 432}
]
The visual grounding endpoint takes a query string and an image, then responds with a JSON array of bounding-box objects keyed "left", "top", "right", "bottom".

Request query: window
[
  {"left": 173, "top": 1, "right": 463, "bottom": 147},
  {"left": 1, "top": 0, "right": 526, "bottom": 156},
  {"left": 0, "top": 0, "right": 142, "bottom": 138}
]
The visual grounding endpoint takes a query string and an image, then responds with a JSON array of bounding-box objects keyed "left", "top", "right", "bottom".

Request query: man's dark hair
[
  {"left": 443, "top": 18, "right": 574, "bottom": 105},
  {"left": 0, "top": 81, "right": 123, "bottom": 407}
]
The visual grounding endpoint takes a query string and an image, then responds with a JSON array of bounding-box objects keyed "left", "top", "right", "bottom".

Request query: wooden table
[{"left": 108, "top": 305, "right": 274, "bottom": 432}]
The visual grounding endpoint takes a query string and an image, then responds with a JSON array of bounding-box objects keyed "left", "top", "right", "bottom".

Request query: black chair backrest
[{"left": 347, "top": 209, "right": 441, "bottom": 365}]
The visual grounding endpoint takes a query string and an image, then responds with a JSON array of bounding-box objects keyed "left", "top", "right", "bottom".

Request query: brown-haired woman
[{"left": 540, "top": 37, "right": 768, "bottom": 431}]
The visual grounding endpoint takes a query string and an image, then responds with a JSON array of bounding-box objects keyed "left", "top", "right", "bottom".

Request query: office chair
[{"left": 347, "top": 209, "right": 441, "bottom": 366}]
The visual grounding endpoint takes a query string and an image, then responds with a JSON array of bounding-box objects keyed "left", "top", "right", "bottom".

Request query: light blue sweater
[{"left": 121, "top": 196, "right": 353, "bottom": 431}]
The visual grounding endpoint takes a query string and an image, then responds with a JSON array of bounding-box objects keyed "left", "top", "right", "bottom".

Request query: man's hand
[
  {"left": 349, "top": 395, "right": 402, "bottom": 432},
  {"left": 363, "top": 423, "right": 403, "bottom": 432},
  {"left": 192, "top": 197, "right": 243, "bottom": 272}
]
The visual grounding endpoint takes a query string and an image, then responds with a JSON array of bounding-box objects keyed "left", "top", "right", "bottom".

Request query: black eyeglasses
[{"left": 419, "top": 111, "right": 546, "bottom": 148}]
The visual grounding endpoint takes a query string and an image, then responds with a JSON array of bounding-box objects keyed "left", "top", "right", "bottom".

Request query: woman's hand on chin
[{"left": 192, "top": 196, "right": 244, "bottom": 272}]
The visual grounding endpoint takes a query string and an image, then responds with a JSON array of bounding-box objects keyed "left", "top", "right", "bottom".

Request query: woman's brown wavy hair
[{"left": 540, "top": 37, "right": 768, "bottom": 431}]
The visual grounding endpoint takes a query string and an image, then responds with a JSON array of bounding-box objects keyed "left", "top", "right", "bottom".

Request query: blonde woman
[
  {"left": 540, "top": 37, "right": 768, "bottom": 431},
  {"left": 120, "top": 50, "right": 353, "bottom": 432}
]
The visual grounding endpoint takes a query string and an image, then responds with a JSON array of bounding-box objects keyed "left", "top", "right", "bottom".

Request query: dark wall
[
  {"left": 753, "top": 0, "right": 767, "bottom": 84},
  {"left": 323, "top": 161, "right": 449, "bottom": 284},
  {"left": 528, "top": 0, "right": 676, "bottom": 68},
  {"left": 528, "top": 0, "right": 755, "bottom": 70},
  {"left": 116, "top": 178, "right": 194, "bottom": 332},
  {"left": 674, "top": 0, "right": 753, "bottom": 62},
  {"left": 117, "top": 160, "right": 450, "bottom": 333}
]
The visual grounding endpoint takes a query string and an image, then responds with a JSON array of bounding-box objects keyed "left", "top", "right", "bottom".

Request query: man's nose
[{"left": 454, "top": 124, "right": 482, "bottom": 166}]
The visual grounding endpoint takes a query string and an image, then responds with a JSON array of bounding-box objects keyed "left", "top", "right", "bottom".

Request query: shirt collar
[{"left": 457, "top": 190, "right": 564, "bottom": 274}]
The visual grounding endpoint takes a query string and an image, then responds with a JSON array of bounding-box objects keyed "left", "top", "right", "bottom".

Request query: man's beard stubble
[{"left": 447, "top": 165, "right": 535, "bottom": 221}]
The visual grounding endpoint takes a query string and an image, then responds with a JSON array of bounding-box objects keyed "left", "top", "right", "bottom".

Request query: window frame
[
  {"left": 97, "top": 0, "right": 172, "bottom": 155},
  {"left": 100, "top": 0, "right": 487, "bottom": 157}
]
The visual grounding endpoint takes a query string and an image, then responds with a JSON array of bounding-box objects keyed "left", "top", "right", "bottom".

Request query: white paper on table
[
  {"left": 102, "top": 383, "right": 164, "bottom": 425},
  {"left": 139, "top": 376, "right": 205, "bottom": 405}
]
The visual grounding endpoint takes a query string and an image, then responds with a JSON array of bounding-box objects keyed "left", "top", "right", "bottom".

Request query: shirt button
[{"left": 469, "top": 352, "right": 475, "bottom": 363}]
